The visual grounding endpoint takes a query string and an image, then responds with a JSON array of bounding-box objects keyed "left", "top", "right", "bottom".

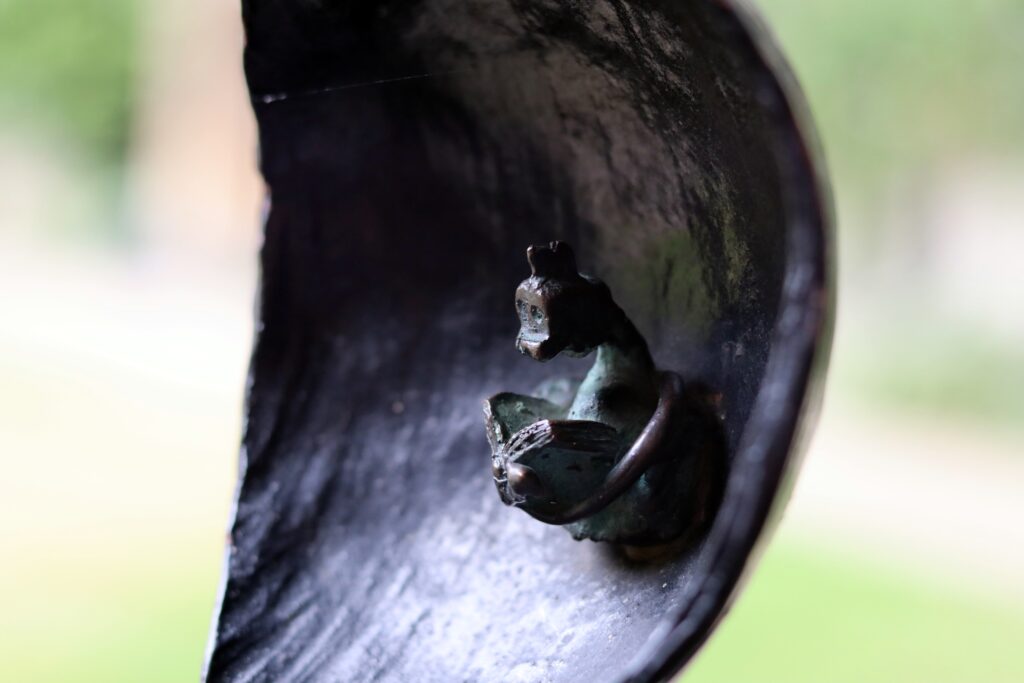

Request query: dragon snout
[{"left": 505, "top": 463, "right": 549, "bottom": 500}]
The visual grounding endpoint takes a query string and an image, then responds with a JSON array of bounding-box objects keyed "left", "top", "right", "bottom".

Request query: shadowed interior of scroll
[{"left": 208, "top": 2, "right": 795, "bottom": 682}]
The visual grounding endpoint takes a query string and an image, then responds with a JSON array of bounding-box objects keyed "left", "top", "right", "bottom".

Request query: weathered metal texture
[{"left": 206, "top": 1, "right": 833, "bottom": 682}]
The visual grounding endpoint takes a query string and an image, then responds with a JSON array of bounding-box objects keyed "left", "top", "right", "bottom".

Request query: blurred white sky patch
[
  {"left": 129, "top": 0, "right": 263, "bottom": 261},
  {"left": 0, "top": 241, "right": 254, "bottom": 567},
  {"left": 925, "top": 162, "right": 1024, "bottom": 341}
]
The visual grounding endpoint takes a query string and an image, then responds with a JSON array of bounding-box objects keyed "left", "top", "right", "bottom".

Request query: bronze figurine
[{"left": 485, "top": 242, "right": 724, "bottom": 546}]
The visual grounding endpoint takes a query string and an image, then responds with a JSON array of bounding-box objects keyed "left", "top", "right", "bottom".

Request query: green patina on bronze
[{"left": 485, "top": 242, "right": 724, "bottom": 546}]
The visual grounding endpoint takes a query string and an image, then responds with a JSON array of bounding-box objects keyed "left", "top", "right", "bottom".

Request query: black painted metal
[{"left": 205, "top": 1, "right": 833, "bottom": 681}]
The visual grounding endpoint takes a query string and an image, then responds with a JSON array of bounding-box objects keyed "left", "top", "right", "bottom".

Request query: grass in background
[
  {"left": 687, "top": 539, "right": 1024, "bottom": 683},
  {"left": 1, "top": 544, "right": 222, "bottom": 683},
  {"left": 5, "top": 536, "right": 1022, "bottom": 683}
]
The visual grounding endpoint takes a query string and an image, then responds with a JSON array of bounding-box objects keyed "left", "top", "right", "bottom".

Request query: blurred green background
[{"left": 1, "top": 1, "right": 1022, "bottom": 681}]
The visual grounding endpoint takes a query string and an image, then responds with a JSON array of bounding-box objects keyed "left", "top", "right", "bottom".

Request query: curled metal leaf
[{"left": 206, "top": 1, "right": 833, "bottom": 681}]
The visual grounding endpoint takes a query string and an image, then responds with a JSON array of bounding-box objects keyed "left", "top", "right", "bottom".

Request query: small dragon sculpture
[{"left": 485, "top": 242, "right": 723, "bottom": 547}]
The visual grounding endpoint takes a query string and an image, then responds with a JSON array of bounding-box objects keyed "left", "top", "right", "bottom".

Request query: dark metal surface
[{"left": 206, "top": 1, "right": 833, "bottom": 681}]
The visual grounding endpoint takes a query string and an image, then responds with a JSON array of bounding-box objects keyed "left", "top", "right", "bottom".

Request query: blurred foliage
[
  {"left": 1, "top": 0, "right": 1021, "bottom": 180},
  {"left": 0, "top": 0, "right": 139, "bottom": 164},
  {"left": 759, "top": 0, "right": 1024, "bottom": 427},
  {"left": 836, "top": 318, "right": 1024, "bottom": 428},
  {"left": 759, "top": 0, "right": 1024, "bottom": 205}
]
